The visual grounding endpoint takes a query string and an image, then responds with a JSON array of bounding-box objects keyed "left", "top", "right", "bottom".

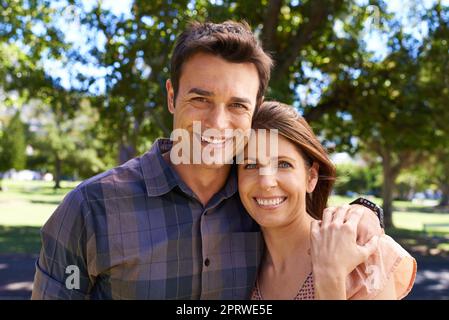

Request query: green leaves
[
  {"left": 0, "top": 112, "right": 26, "bottom": 172},
  {"left": 1, "top": 0, "right": 448, "bottom": 198}
]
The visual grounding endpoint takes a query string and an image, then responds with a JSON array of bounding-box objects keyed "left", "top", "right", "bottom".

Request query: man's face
[{"left": 166, "top": 52, "right": 259, "bottom": 168}]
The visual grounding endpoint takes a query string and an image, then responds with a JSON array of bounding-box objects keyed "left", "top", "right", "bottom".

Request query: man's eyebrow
[
  {"left": 230, "top": 96, "right": 252, "bottom": 104},
  {"left": 188, "top": 88, "right": 214, "bottom": 96}
]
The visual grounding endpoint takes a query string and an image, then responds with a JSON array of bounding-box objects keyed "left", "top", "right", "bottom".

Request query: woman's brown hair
[{"left": 251, "top": 101, "right": 336, "bottom": 219}]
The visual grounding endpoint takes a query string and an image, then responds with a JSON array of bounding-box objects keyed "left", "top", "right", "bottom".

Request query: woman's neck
[{"left": 261, "top": 212, "right": 314, "bottom": 273}]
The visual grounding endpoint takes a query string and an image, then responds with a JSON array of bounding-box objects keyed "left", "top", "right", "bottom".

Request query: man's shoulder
[{"left": 74, "top": 155, "right": 148, "bottom": 203}]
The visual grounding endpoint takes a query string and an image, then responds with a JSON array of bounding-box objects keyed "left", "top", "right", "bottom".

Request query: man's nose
[{"left": 205, "top": 104, "right": 230, "bottom": 131}]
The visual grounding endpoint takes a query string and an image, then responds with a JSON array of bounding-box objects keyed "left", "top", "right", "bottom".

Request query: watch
[{"left": 349, "top": 197, "right": 384, "bottom": 229}]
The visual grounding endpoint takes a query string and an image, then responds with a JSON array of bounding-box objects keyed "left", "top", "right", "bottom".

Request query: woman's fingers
[
  {"left": 344, "top": 207, "right": 364, "bottom": 230},
  {"left": 359, "top": 235, "right": 379, "bottom": 260},
  {"left": 310, "top": 219, "right": 320, "bottom": 239},
  {"left": 332, "top": 205, "right": 351, "bottom": 225},
  {"left": 321, "top": 207, "right": 336, "bottom": 228}
]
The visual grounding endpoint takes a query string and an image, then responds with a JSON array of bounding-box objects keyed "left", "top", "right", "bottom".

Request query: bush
[{"left": 334, "top": 163, "right": 382, "bottom": 196}]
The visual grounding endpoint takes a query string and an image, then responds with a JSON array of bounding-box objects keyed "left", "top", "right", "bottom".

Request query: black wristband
[{"left": 349, "top": 197, "right": 385, "bottom": 229}]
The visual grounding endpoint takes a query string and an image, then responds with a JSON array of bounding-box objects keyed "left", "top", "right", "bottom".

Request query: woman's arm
[{"left": 313, "top": 269, "right": 346, "bottom": 299}]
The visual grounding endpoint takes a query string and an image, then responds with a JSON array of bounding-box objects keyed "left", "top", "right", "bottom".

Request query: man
[{"left": 31, "top": 21, "right": 383, "bottom": 299}]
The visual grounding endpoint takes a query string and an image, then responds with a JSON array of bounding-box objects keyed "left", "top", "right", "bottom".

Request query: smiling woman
[{"left": 238, "top": 101, "right": 417, "bottom": 300}]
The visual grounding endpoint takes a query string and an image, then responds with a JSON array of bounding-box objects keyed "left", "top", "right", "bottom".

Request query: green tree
[
  {"left": 24, "top": 97, "right": 113, "bottom": 188},
  {"left": 3, "top": 0, "right": 449, "bottom": 220},
  {"left": 0, "top": 111, "right": 26, "bottom": 190},
  {"left": 334, "top": 162, "right": 382, "bottom": 196},
  {"left": 63, "top": 0, "right": 390, "bottom": 163},
  {"left": 417, "top": 2, "right": 449, "bottom": 206},
  {"left": 318, "top": 31, "right": 438, "bottom": 227}
]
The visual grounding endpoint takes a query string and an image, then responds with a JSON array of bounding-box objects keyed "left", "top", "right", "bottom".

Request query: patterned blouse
[
  {"left": 251, "top": 272, "right": 315, "bottom": 300},
  {"left": 250, "top": 234, "right": 417, "bottom": 300}
]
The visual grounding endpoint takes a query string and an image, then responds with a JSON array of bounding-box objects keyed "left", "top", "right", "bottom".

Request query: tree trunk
[
  {"left": 439, "top": 183, "right": 449, "bottom": 207},
  {"left": 54, "top": 155, "right": 62, "bottom": 189},
  {"left": 381, "top": 153, "right": 396, "bottom": 229},
  {"left": 0, "top": 173, "right": 3, "bottom": 191},
  {"left": 118, "top": 142, "right": 136, "bottom": 165}
]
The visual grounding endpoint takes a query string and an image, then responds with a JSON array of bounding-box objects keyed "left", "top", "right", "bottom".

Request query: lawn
[
  {"left": 330, "top": 195, "right": 449, "bottom": 233},
  {"left": 1, "top": 180, "right": 449, "bottom": 254},
  {"left": 0, "top": 179, "right": 79, "bottom": 226}
]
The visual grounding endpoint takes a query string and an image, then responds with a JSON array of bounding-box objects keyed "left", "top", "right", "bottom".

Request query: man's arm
[{"left": 31, "top": 188, "right": 94, "bottom": 300}]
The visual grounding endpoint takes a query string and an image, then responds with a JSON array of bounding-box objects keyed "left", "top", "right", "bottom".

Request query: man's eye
[
  {"left": 230, "top": 103, "right": 247, "bottom": 109},
  {"left": 278, "top": 161, "right": 292, "bottom": 168},
  {"left": 244, "top": 163, "right": 258, "bottom": 169},
  {"left": 192, "top": 97, "right": 208, "bottom": 103}
]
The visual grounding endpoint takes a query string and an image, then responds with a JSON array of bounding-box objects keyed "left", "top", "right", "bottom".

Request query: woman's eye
[
  {"left": 244, "top": 163, "right": 258, "bottom": 169},
  {"left": 278, "top": 161, "right": 292, "bottom": 168}
]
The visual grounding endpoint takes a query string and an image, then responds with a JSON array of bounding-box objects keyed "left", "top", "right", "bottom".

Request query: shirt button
[{"left": 204, "top": 258, "right": 210, "bottom": 267}]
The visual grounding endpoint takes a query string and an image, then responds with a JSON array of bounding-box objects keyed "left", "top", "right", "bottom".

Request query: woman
[{"left": 238, "top": 101, "right": 416, "bottom": 300}]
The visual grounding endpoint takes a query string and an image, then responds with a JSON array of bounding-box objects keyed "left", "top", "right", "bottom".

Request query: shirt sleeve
[
  {"left": 346, "top": 234, "right": 417, "bottom": 300},
  {"left": 31, "top": 187, "right": 96, "bottom": 300}
]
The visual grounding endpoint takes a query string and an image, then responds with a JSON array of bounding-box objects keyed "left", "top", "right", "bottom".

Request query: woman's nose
[{"left": 258, "top": 170, "right": 278, "bottom": 190}]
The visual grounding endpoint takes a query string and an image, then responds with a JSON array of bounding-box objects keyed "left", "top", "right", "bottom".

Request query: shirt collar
[
  {"left": 141, "top": 138, "right": 181, "bottom": 197},
  {"left": 141, "top": 138, "right": 238, "bottom": 200}
]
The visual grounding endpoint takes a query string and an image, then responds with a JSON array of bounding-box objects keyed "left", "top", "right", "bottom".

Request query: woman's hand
[{"left": 310, "top": 206, "right": 379, "bottom": 299}]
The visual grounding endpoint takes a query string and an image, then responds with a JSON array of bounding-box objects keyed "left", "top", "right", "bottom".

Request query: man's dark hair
[{"left": 170, "top": 20, "right": 273, "bottom": 108}]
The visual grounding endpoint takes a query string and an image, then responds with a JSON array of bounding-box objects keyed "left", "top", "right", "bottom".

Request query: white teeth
[
  {"left": 201, "top": 136, "right": 226, "bottom": 144},
  {"left": 255, "top": 197, "right": 286, "bottom": 206}
]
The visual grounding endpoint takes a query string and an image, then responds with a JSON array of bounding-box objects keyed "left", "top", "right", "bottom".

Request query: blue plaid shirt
[{"left": 32, "top": 138, "right": 263, "bottom": 299}]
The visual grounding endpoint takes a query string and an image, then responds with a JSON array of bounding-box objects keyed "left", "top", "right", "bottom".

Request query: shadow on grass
[
  {"left": 394, "top": 205, "right": 449, "bottom": 214},
  {"left": 19, "top": 187, "right": 74, "bottom": 197},
  {"left": 0, "top": 226, "right": 41, "bottom": 255},
  {"left": 30, "top": 200, "right": 62, "bottom": 205},
  {"left": 387, "top": 227, "right": 449, "bottom": 260}
]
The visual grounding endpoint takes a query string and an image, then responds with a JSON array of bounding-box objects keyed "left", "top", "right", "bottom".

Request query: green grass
[
  {"left": 330, "top": 195, "right": 449, "bottom": 233},
  {"left": 1, "top": 181, "right": 449, "bottom": 254},
  {"left": 0, "top": 179, "right": 79, "bottom": 226},
  {"left": 0, "top": 225, "right": 42, "bottom": 254}
]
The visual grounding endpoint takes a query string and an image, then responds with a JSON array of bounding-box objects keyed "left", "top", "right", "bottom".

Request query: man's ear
[
  {"left": 166, "top": 79, "right": 175, "bottom": 114},
  {"left": 307, "top": 162, "right": 319, "bottom": 193}
]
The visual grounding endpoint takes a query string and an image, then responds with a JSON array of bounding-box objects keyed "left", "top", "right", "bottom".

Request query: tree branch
[
  {"left": 303, "top": 80, "right": 354, "bottom": 123},
  {"left": 272, "top": 0, "right": 336, "bottom": 80},
  {"left": 261, "top": 0, "right": 283, "bottom": 52},
  {"left": 303, "top": 99, "right": 340, "bottom": 123}
]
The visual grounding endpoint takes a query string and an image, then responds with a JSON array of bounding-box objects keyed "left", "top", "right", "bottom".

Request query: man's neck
[{"left": 162, "top": 152, "right": 232, "bottom": 206}]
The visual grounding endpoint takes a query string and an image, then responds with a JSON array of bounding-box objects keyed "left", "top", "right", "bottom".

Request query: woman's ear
[{"left": 307, "top": 162, "right": 319, "bottom": 193}]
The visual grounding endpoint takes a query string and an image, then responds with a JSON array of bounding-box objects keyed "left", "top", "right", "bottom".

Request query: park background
[{"left": 0, "top": 0, "right": 448, "bottom": 299}]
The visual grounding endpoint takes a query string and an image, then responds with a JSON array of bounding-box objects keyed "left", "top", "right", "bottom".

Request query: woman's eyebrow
[
  {"left": 243, "top": 157, "right": 257, "bottom": 163},
  {"left": 277, "top": 156, "right": 296, "bottom": 162}
]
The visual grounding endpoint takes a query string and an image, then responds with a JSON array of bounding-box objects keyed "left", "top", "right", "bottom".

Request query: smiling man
[{"left": 31, "top": 21, "right": 383, "bottom": 300}]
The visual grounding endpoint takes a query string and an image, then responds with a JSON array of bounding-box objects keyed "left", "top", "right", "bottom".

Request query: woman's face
[{"left": 238, "top": 132, "right": 319, "bottom": 229}]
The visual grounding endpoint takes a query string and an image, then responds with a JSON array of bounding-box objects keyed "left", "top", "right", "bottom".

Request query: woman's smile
[{"left": 253, "top": 196, "right": 288, "bottom": 209}]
